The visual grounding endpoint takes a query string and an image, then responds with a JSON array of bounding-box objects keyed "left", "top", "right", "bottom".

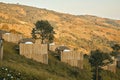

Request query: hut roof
[
  {"left": 19, "top": 38, "right": 35, "bottom": 43},
  {"left": 0, "top": 30, "right": 8, "bottom": 34},
  {"left": 56, "top": 46, "right": 70, "bottom": 51},
  {"left": 49, "top": 43, "right": 55, "bottom": 46}
]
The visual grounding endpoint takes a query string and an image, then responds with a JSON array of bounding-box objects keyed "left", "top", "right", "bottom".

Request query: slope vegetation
[
  {"left": 0, "top": 42, "right": 120, "bottom": 80},
  {"left": 0, "top": 2, "right": 120, "bottom": 54},
  {"left": 0, "top": 41, "right": 92, "bottom": 80}
]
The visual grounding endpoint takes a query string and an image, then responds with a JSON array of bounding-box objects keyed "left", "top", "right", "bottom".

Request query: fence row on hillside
[{"left": 1, "top": 31, "right": 120, "bottom": 72}]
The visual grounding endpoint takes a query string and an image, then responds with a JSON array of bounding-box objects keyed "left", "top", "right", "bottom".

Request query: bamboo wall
[
  {"left": 61, "top": 51, "right": 83, "bottom": 69},
  {"left": 2, "top": 33, "right": 23, "bottom": 43},
  {"left": 19, "top": 43, "right": 48, "bottom": 64}
]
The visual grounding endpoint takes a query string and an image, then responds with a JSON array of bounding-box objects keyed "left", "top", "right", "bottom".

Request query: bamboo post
[{"left": 0, "top": 39, "right": 3, "bottom": 67}]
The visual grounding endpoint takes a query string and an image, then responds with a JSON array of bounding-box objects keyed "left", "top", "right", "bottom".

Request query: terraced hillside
[{"left": 0, "top": 2, "right": 120, "bottom": 54}]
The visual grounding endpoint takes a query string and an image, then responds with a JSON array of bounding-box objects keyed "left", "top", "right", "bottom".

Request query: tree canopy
[
  {"left": 89, "top": 50, "right": 113, "bottom": 80},
  {"left": 111, "top": 44, "right": 120, "bottom": 57},
  {"left": 111, "top": 44, "right": 120, "bottom": 51},
  {"left": 89, "top": 50, "right": 113, "bottom": 67},
  {"left": 32, "top": 20, "right": 55, "bottom": 44}
]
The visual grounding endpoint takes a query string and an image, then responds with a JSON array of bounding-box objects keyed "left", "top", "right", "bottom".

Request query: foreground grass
[
  {"left": 101, "top": 68, "right": 120, "bottom": 80},
  {"left": 0, "top": 42, "right": 92, "bottom": 80}
]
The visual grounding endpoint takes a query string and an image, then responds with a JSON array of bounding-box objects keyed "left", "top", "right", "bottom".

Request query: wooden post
[
  {"left": 0, "top": 39, "right": 3, "bottom": 61},
  {"left": 0, "top": 46, "right": 3, "bottom": 60}
]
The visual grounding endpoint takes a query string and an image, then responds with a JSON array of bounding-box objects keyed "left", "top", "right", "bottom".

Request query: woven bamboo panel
[
  {"left": 19, "top": 43, "right": 48, "bottom": 64},
  {"left": 61, "top": 52, "right": 83, "bottom": 60},
  {"left": 20, "top": 44, "right": 32, "bottom": 58},
  {"left": 61, "top": 51, "right": 83, "bottom": 69},
  {"left": 40, "top": 44, "right": 48, "bottom": 54},
  {"left": 3, "top": 33, "right": 23, "bottom": 43},
  {"left": 32, "top": 54, "right": 48, "bottom": 64},
  {"left": 67, "top": 59, "right": 78, "bottom": 67},
  {"left": 77, "top": 60, "right": 83, "bottom": 69}
]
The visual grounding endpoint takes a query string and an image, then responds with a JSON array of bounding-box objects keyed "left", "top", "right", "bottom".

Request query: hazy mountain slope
[{"left": 0, "top": 2, "right": 120, "bottom": 54}]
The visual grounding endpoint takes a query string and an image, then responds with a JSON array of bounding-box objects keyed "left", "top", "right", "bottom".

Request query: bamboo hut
[
  {"left": 2, "top": 32, "right": 23, "bottom": 43},
  {"left": 56, "top": 46, "right": 83, "bottom": 69},
  {"left": 19, "top": 39, "right": 48, "bottom": 64}
]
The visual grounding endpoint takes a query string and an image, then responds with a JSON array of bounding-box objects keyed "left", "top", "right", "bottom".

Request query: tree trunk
[
  {"left": 47, "top": 43, "right": 49, "bottom": 52},
  {"left": 41, "top": 38, "right": 44, "bottom": 44},
  {"left": 96, "top": 67, "right": 99, "bottom": 80}
]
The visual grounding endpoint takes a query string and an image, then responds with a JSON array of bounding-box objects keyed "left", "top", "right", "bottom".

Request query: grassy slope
[
  {"left": 0, "top": 42, "right": 120, "bottom": 80},
  {"left": 0, "top": 42, "right": 92, "bottom": 80}
]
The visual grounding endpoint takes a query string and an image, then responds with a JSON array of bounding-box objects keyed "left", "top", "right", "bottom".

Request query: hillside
[
  {"left": 1, "top": 41, "right": 120, "bottom": 80},
  {"left": 0, "top": 2, "right": 120, "bottom": 54},
  {"left": 0, "top": 42, "right": 120, "bottom": 80},
  {"left": 0, "top": 41, "right": 92, "bottom": 80}
]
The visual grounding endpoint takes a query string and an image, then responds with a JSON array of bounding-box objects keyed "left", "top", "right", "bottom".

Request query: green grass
[
  {"left": 0, "top": 42, "right": 92, "bottom": 80},
  {"left": 1, "top": 42, "right": 120, "bottom": 80},
  {"left": 101, "top": 68, "right": 120, "bottom": 80}
]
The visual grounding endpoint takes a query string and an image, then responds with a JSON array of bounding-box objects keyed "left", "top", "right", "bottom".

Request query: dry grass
[{"left": 0, "top": 2, "right": 120, "bottom": 54}]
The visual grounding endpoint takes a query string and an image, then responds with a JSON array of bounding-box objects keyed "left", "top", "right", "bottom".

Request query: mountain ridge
[{"left": 0, "top": 2, "right": 120, "bottom": 54}]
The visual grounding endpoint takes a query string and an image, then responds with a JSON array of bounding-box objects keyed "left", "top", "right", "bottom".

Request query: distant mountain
[{"left": 0, "top": 2, "right": 120, "bottom": 54}]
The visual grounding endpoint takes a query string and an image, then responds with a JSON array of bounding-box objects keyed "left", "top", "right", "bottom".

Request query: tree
[
  {"left": 31, "top": 28, "right": 37, "bottom": 39},
  {"left": 112, "top": 44, "right": 120, "bottom": 51},
  {"left": 89, "top": 50, "right": 113, "bottom": 80},
  {"left": 32, "top": 20, "right": 55, "bottom": 44},
  {"left": 110, "top": 44, "right": 120, "bottom": 57}
]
